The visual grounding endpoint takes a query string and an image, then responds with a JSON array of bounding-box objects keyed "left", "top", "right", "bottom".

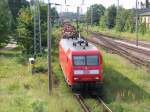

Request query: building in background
[
  {"left": 139, "top": 0, "right": 150, "bottom": 29},
  {"left": 140, "top": 12, "right": 150, "bottom": 29}
]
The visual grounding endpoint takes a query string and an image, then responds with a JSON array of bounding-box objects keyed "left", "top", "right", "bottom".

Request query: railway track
[
  {"left": 87, "top": 32, "right": 150, "bottom": 69},
  {"left": 74, "top": 94, "right": 91, "bottom": 112},
  {"left": 91, "top": 31, "right": 150, "bottom": 49},
  {"left": 74, "top": 93, "right": 112, "bottom": 112},
  {"left": 97, "top": 96, "right": 112, "bottom": 112}
]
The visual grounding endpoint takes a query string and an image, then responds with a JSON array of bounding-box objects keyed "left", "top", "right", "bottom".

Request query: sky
[{"left": 27, "top": 0, "right": 146, "bottom": 13}]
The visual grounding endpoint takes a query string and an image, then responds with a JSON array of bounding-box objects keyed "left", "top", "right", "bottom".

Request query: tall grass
[
  {"left": 81, "top": 31, "right": 150, "bottom": 112},
  {"left": 0, "top": 27, "right": 149, "bottom": 112},
  {"left": 102, "top": 50, "right": 150, "bottom": 112},
  {"left": 0, "top": 28, "right": 81, "bottom": 112}
]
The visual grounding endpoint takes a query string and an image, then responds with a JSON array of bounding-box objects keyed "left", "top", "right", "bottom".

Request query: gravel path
[{"left": 0, "top": 42, "right": 17, "bottom": 51}]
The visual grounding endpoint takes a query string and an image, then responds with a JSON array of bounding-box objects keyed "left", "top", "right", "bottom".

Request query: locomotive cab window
[
  {"left": 73, "top": 56, "right": 86, "bottom": 66},
  {"left": 87, "top": 56, "right": 99, "bottom": 66},
  {"left": 73, "top": 55, "right": 99, "bottom": 66}
]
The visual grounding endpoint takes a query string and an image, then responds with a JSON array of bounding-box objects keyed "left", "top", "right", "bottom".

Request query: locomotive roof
[{"left": 60, "top": 38, "right": 98, "bottom": 53}]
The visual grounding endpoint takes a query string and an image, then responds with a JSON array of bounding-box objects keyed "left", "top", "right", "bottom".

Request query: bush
[
  {"left": 16, "top": 6, "right": 59, "bottom": 55},
  {"left": 99, "top": 15, "right": 106, "bottom": 29},
  {"left": 124, "top": 10, "right": 135, "bottom": 33},
  {"left": 139, "top": 22, "right": 147, "bottom": 35},
  {"left": 106, "top": 5, "right": 117, "bottom": 29},
  {"left": 116, "top": 8, "right": 128, "bottom": 32}
]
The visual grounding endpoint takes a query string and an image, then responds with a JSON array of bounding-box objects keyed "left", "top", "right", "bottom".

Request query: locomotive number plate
[{"left": 84, "top": 70, "right": 90, "bottom": 74}]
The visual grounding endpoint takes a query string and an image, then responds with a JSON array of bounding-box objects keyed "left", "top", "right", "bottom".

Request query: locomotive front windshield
[
  {"left": 73, "top": 56, "right": 86, "bottom": 66},
  {"left": 73, "top": 55, "right": 99, "bottom": 66}
]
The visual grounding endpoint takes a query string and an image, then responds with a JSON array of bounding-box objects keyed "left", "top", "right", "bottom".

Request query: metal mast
[
  {"left": 77, "top": 6, "right": 80, "bottom": 33},
  {"left": 48, "top": 0, "right": 52, "bottom": 94},
  {"left": 117, "top": 0, "right": 119, "bottom": 10},
  {"left": 91, "top": 6, "right": 93, "bottom": 25},
  {"left": 34, "top": 0, "right": 42, "bottom": 56},
  {"left": 136, "top": 0, "right": 139, "bottom": 46}
]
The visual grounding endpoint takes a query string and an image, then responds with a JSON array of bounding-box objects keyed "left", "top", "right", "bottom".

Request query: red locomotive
[{"left": 59, "top": 24, "right": 103, "bottom": 91}]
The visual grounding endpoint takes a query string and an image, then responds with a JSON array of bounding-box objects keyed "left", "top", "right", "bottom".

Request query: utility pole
[
  {"left": 136, "top": 0, "right": 139, "bottom": 46},
  {"left": 33, "top": 0, "right": 42, "bottom": 56},
  {"left": 86, "top": 7, "right": 89, "bottom": 35},
  {"left": 77, "top": 6, "right": 80, "bottom": 33},
  {"left": 91, "top": 6, "right": 93, "bottom": 25},
  {"left": 38, "top": 0, "right": 42, "bottom": 54},
  {"left": 65, "top": 0, "right": 68, "bottom": 13},
  {"left": 48, "top": 0, "right": 52, "bottom": 94},
  {"left": 117, "top": 0, "right": 119, "bottom": 9},
  {"left": 60, "top": 5, "right": 63, "bottom": 25},
  {"left": 117, "top": 0, "right": 119, "bottom": 12}
]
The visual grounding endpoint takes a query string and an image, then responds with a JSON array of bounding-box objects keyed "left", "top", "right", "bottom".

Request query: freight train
[{"left": 59, "top": 23, "right": 103, "bottom": 91}]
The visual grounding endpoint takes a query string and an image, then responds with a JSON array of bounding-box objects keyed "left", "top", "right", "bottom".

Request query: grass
[
  {"left": 102, "top": 52, "right": 150, "bottom": 112},
  {"left": 81, "top": 31, "right": 150, "bottom": 112},
  {"left": 85, "top": 25, "right": 150, "bottom": 41},
  {"left": 0, "top": 27, "right": 150, "bottom": 112},
  {"left": 85, "top": 98, "right": 103, "bottom": 112},
  {"left": 0, "top": 28, "right": 82, "bottom": 112}
]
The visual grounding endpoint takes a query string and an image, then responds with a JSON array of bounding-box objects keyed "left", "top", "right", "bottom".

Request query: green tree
[
  {"left": 8, "top": 0, "right": 29, "bottom": 22},
  {"left": 51, "top": 7, "right": 59, "bottom": 25},
  {"left": 40, "top": 5, "right": 59, "bottom": 47},
  {"left": 106, "top": 5, "right": 117, "bottom": 29},
  {"left": 16, "top": 5, "right": 59, "bottom": 54},
  {"left": 116, "top": 7, "right": 128, "bottom": 32},
  {"left": 0, "top": 0, "right": 12, "bottom": 46},
  {"left": 139, "top": 22, "right": 147, "bottom": 35},
  {"left": 86, "top": 4, "right": 105, "bottom": 24},
  {"left": 99, "top": 15, "right": 106, "bottom": 29},
  {"left": 124, "top": 10, "right": 135, "bottom": 33},
  {"left": 16, "top": 8, "right": 34, "bottom": 54}
]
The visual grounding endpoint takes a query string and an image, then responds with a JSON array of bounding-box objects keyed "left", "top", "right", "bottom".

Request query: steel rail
[
  {"left": 92, "top": 32, "right": 150, "bottom": 56},
  {"left": 95, "top": 33, "right": 150, "bottom": 66},
  {"left": 87, "top": 33, "right": 150, "bottom": 69},
  {"left": 74, "top": 94, "right": 91, "bottom": 112},
  {"left": 97, "top": 96, "right": 112, "bottom": 112}
]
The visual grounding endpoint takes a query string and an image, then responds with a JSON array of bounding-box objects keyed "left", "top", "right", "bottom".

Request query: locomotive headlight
[
  {"left": 95, "top": 77, "right": 99, "bottom": 80},
  {"left": 74, "top": 70, "right": 84, "bottom": 75}
]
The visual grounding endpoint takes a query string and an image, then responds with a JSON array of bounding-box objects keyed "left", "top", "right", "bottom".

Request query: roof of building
[
  {"left": 137, "top": 8, "right": 150, "bottom": 16},
  {"left": 139, "top": 11, "right": 150, "bottom": 16},
  {"left": 131, "top": 8, "right": 150, "bottom": 16},
  {"left": 137, "top": 8, "right": 150, "bottom": 14},
  {"left": 60, "top": 38, "right": 98, "bottom": 53}
]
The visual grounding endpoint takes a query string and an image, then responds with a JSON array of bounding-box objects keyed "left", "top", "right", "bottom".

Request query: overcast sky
[{"left": 27, "top": 0, "right": 146, "bottom": 13}]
